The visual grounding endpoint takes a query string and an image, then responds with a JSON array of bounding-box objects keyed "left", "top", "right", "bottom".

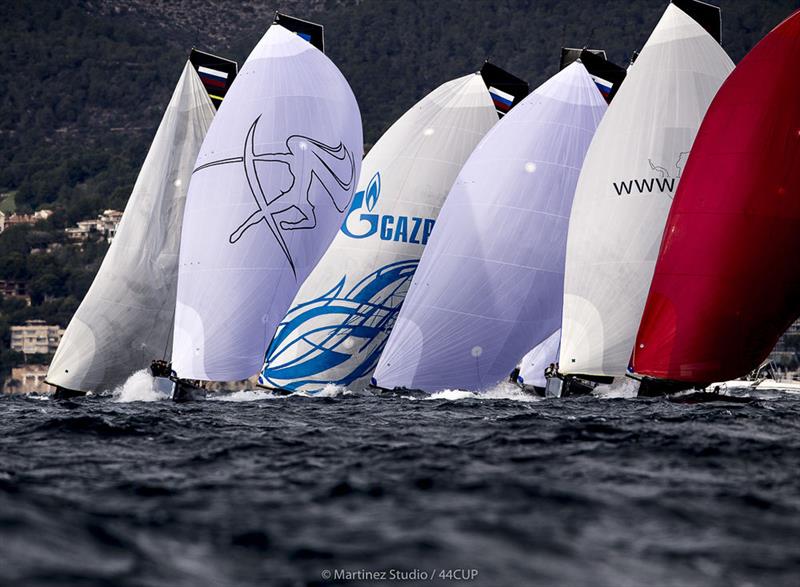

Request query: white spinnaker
[
  {"left": 172, "top": 25, "right": 362, "bottom": 381},
  {"left": 560, "top": 4, "right": 733, "bottom": 377},
  {"left": 47, "top": 62, "right": 215, "bottom": 393},
  {"left": 517, "top": 328, "right": 561, "bottom": 389},
  {"left": 373, "top": 63, "right": 607, "bottom": 392},
  {"left": 260, "top": 74, "right": 498, "bottom": 393}
]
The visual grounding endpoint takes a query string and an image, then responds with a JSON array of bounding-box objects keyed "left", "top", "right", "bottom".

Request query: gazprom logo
[{"left": 341, "top": 172, "right": 435, "bottom": 245}]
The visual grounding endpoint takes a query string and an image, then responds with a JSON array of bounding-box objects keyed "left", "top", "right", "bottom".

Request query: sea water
[{"left": 1, "top": 376, "right": 798, "bottom": 586}]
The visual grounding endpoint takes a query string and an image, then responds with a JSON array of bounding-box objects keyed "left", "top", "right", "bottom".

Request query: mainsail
[
  {"left": 559, "top": 3, "right": 733, "bottom": 378},
  {"left": 259, "top": 72, "right": 502, "bottom": 392},
  {"left": 373, "top": 62, "right": 607, "bottom": 392},
  {"left": 47, "top": 62, "right": 216, "bottom": 393},
  {"left": 171, "top": 24, "right": 362, "bottom": 382},
  {"left": 632, "top": 10, "right": 800, "bottom": 384}
]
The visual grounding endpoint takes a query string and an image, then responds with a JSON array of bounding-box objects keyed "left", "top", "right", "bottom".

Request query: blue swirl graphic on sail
[{"left": 260, "top": 259, "right": 418, "bottom": 391}]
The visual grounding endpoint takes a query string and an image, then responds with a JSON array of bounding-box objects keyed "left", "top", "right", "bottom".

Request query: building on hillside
[
  {"left": 0, "top": 209, "right": 54, "bottom": 234},
  {"left": 3, "top": 364, "right": 51, "bottom": 395},
  {"left": 65, "top": 219, "right": 98, "bottom": 243},
  {"left": 66, "top": 209, "right": 123, "bottom": 243},
  {"left": 0, "top": 279, "right": 31, "bottom": 306},
  {"left": 10, "top": 320, "right": 64, "bottom": 355},
  {"left": 98, "top": 209, "right": 123, "bottom": 242}
]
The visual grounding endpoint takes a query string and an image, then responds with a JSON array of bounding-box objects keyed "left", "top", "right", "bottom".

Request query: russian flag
[
  {"left": 489, "top": 86, "right": 514, "bottom": 112},
  {"left": 591, "top": 75, "right": 613, "bottom": 98},
  {"left": 198, "top": 66, "right": 228, "bottom": 89}
]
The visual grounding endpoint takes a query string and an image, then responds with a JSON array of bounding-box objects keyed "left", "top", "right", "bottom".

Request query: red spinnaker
[{"left": 632, "top": 10, "right": 800, "bottom": 384}]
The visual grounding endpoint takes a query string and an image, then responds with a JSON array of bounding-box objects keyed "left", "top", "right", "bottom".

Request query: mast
[
  {"left": 558, "top": 3, "right": 733, "bottom": 380},
  {"left": 47, "top": 61, "right": 216, "bottom": 395},
  {"left": 260, "top": 67, "right": 510, "bottom": 393},
  {"left": 171, "top": 22, "right": 362, "bottom": 383},
  {"left": 373, "top": 62, "right": 607, "bottom": 393},
  {"left": 632, "top": 10, "right": 800, "bottom": 385}
]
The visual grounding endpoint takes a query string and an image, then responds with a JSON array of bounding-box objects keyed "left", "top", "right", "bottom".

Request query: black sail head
[
  {"left": 479, "top": 61, "right": 530, "bottom": 118},
  {"left": 189, "top": 49, "right": 238, "bottom": 110}
]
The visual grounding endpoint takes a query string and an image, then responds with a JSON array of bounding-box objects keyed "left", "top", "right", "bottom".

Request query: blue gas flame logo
[
  {"left": 260, "top": 259, "right": 418, "bottom": 392},
  {"left": 341, "top": 171, "right": 435, "bottom": 244}
]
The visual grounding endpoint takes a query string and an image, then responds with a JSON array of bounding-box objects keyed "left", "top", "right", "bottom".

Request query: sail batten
[
  {"left": 47, "top": 62, "right": 216, "bottom": 393},
  {"left": 559, "top": 4, "right": 733, "bottom": 378},
  {"left": 373, "top": 62, "right": 607, "bottom": 392}
]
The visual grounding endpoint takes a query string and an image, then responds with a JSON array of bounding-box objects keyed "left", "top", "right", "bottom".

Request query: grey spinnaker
[{"left": 47, "top": 62, "right": 216, "bottom": 393}]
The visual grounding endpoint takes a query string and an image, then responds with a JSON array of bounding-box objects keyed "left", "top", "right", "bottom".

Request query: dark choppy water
[{"left": 1, "top": 385, "right": 799, "bottom": 587}]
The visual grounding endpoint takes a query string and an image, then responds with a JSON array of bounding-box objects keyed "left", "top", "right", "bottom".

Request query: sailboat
[
  {"left": 631, "top": 10, "right": 800, "bottom": 391},
  {"left": 372, "top": 61, "right": 608, "bottom": 393},
  {"left": 555, "top": 1, "right": 733, "bottom": 395},
  {"left": 47, "top": 58, "right": 221, "bottom": 397},
  {"left": 170, "top": 21, "right": 362, "bottom": 393},
  {"left": 258, "top": 62, "right": 527, "bottom": 393}
]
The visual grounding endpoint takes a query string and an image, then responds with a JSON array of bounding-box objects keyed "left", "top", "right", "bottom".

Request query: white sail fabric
[
  {"left": 560, "top": 4, "right": 733, "bottom": 377},
  {"left": 518, "top": 328, "right": 561, "bottom": 389},
  {"left": 259, "top": 74, "right": 498, "bottom": 392},
  {"left": 373, "top": 63, "right": 607, "bottom": 392},
  {"left": 47, "top": 62, "right": 215, "bottom": 393},
  {"left": 172, "top": 25, "right": 362, "bottom": 381}
]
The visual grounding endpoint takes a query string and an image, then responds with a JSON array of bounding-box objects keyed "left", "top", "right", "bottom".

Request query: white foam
[
  {"left": 112, "top": 369, "right": 171, "bottom": 402},
  {"left": 426, "top": 389, "right": 477, "bottom": 401},
  {"left": 296, "top": 383, "right": 353, "bottom": 398},
  {"left": 209, "top": 389, "right": 281, "bottom": 402},
  {"left": 210, "top": 383, "right": 361, "bottom": 401},
  {"left": 424, "top": 381, "right": 540, "bottom": 402},
  {"left": 592, "top": 378, "right": 640, "bottom": 399}
]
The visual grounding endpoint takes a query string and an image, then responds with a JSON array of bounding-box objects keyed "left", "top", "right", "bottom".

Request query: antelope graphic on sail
[{"left": 192, "top": 116, "right": 356, "bottom": 275}]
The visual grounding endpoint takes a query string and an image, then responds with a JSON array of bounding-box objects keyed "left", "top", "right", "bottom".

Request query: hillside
[{"left": 4, "top": 1, "right": 796, "bottom": 214}]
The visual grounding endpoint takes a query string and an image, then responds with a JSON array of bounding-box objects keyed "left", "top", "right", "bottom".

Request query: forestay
[
  {"left": 373, "top": 63, "right": 607, "bottom": 392},
  {"left": 559, "top": 4, "right": 733, "bottom": 377},
  {"left": 260, "top": 73, "right": 498, "bottom": 392},
  {"left": 172, "top": 25, "right": 362, "bottom": 381},
  {"left": 47, "top": 62, "right": 215, "bottom": 393}
]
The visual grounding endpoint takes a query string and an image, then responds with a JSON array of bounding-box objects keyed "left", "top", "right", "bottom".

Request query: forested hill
[{"left": 2, "top": 0, "right": 797, "bottom": 217}]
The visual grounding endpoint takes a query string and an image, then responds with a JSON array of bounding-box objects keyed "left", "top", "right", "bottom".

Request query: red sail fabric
[{"left": 632, "top": 10, "right": 800, "bottom": 384}]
